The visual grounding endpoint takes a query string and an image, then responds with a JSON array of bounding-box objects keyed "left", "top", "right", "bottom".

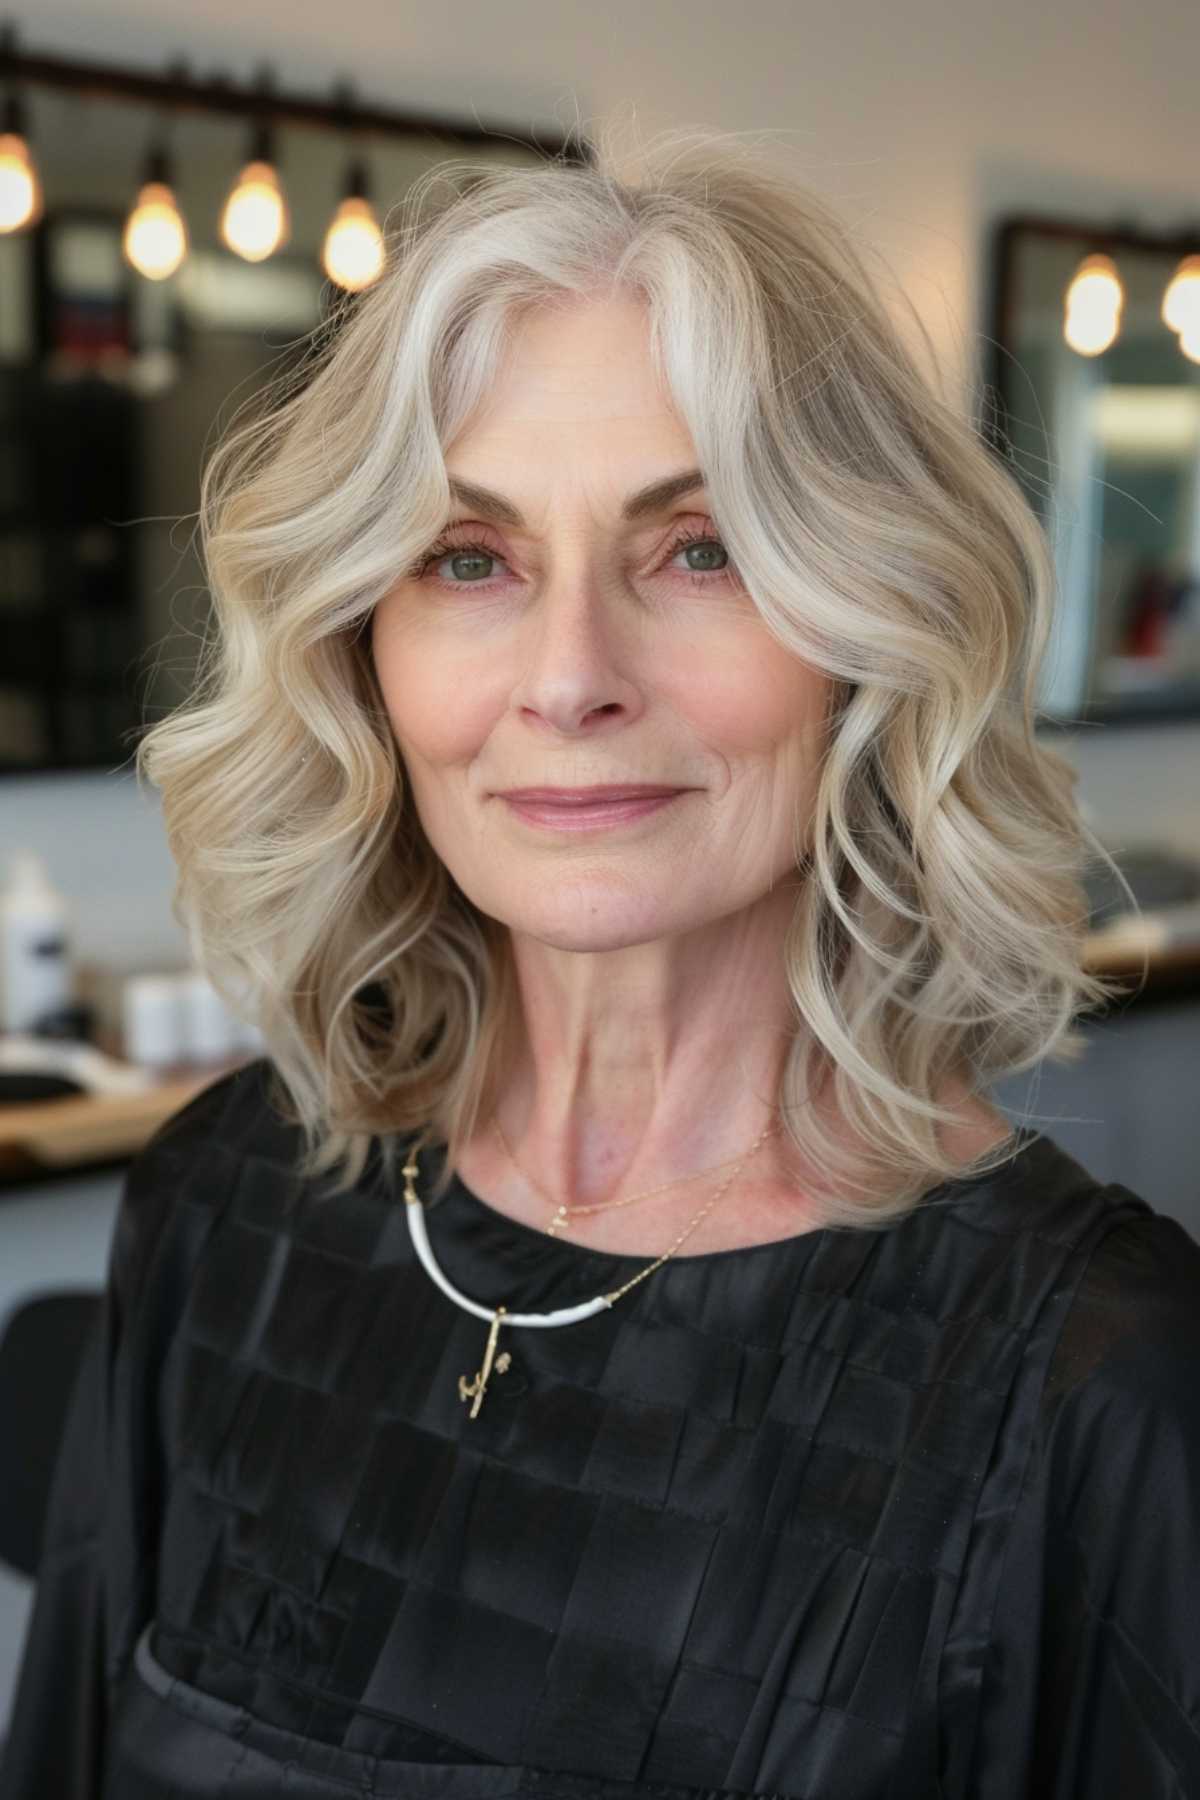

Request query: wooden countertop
[
  {"left": 1082, "top": 901, "right": 1200, "bottom": 981},
  {"left": 0, "top": 1057, "right": 250, "bottom": 1184}
]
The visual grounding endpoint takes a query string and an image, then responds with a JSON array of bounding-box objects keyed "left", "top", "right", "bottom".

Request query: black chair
[{"left": 0, "top": 1291, "right": 102, "bottom": 1578}]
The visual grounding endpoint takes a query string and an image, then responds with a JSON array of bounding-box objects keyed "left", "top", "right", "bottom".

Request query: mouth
[
  {"left": 497, "top": 785, "right": 686, "bottom": 804},
  {"left": 498, "top": 789, "right": 688, "bottom": 832}
]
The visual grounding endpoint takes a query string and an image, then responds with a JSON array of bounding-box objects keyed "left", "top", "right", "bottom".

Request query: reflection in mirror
[
  {"left": 989, "top": 219, "right": 1200, "bottom": 724},
  {"left": 0, "top": 78, "right": 562, "bottom": 773}
]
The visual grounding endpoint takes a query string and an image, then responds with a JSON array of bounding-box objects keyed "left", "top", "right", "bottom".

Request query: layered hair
[{"left": 135, "top": 124, "right": 1133, "bottom": 1230}]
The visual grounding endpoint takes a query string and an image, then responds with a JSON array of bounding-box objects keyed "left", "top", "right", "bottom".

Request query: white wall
[{"left": 1, "top": 773, "right": 188, "bottom": 970}]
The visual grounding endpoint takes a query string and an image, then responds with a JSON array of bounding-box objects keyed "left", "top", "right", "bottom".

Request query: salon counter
[{"left": 0, "top": 1057, "right": 250, "bottom": 1189}]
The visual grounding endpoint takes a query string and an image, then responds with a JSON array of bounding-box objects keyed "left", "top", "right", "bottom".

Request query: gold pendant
[
  {"left": 546, "top": 1205, "right": 571, "bottom": 1236},
  {"left": 458, "top": 1306, "right": 513, "bottom": 1418}
]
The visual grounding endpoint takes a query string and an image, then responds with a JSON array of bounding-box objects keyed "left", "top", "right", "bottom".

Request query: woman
[{"left": 4, "top": 128, "right": 1199, "bottom": 1799}]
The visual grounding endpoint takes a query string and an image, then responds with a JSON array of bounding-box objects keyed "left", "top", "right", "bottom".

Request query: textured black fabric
[{"left": 3, "top": 1056, "right": 1199, "bottom": 1798}]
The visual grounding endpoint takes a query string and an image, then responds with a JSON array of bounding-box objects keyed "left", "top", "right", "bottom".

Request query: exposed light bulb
[
  {"left": 123, "top": 179, "right": 188, "bottom": 280},
  {"left": 322, "top": 194, "right": 384, "bottom": 291},
  {"left": 1163, "top": 253, "right": 1200, "bottom": 339},
  {"left": 1063, "top": 252, "right": 1123, "bottom": 357},
  {"left": 220, "top": 158, "right": 289, "bottom": 262},
  {"left": 0, "top": 129, "right": 41, "bottom": 233}
]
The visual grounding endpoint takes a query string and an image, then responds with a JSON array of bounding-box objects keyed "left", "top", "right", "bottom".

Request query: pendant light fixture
[
  {"left": 123, "top": 145, "right": 188, "bottom": 280},
  {"left": 1163, "top": 251, "right": 1200, "bottom": 361},
  {"left": 1063, "top": 250, "right": 1124, "bottom": 357},
  {"left": 0, "top": 88, "right": 42, "bottom": 234},
  {"left": 220, "top": 110, "right": 289, "bottom": 263},
  {"left": 322, "top": 158, "right": 385, "bottom": 292}
]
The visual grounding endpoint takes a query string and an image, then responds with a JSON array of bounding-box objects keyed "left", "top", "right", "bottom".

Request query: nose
[{"left": 507, "top": 573, "right": 645, "bottom": 736}]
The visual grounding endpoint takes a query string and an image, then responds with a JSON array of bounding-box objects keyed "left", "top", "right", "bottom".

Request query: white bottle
[
  {"left": 0, "top": 850, "right": 73, "bottom": 1034},
  {"left": 122, "top": 972, "right": 190, "bottom": 1067},
  {"left": 177, "top": 968, "right": 240, "bottom": 1063}
]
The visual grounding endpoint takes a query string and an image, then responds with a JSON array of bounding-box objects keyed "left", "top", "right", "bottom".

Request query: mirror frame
[{"left": 982, "top": 210, "right": 1200, "bottom": 730}]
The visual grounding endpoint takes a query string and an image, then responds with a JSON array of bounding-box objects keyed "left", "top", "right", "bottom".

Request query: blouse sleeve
[
  {"left": 0, "top": 1065, "right": 251, "bottom": 1797},
  {"left": 974, "top": 1203, "right": 1200, "bottom": 1799}
]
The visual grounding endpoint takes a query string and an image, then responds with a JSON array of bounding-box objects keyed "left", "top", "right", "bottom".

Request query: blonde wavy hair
[{"left": 135, "top": 123, "right": 1134, "bottom": 1230}]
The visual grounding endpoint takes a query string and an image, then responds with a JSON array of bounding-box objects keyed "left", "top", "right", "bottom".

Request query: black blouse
[{"left": 3, "top": 1056, "right": 1199, "bottom": 1799}]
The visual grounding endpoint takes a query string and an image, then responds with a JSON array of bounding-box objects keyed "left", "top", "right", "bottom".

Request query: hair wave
[{"left": 135, "top": 122, "right": 1137, "bottom": 1231}]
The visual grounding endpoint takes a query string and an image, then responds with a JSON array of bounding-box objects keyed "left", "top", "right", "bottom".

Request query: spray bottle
[{"left": 0, "top": 850, "right": 73, "bottom": 1034}]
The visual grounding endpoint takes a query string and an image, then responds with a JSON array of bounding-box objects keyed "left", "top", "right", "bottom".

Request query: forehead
[
  {"left": 445, "top": 297, "right": 702, "bottom": 521},
  {"left": 463, "top": 292, "right": 681, "bottom": 431}
]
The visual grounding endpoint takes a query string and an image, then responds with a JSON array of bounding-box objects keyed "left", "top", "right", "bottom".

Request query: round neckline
[{"left": 428, "top": 1127, "right": 1046, "bottom": 1272}]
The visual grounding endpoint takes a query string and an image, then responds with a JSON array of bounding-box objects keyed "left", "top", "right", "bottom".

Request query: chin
[{"left": 502, "top": 897, "right": 687, "bottom": 955}]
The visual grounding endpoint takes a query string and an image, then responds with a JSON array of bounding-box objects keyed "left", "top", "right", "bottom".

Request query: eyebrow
[{"left": 444, "top": 467, "right": 708, "bottom": 527}]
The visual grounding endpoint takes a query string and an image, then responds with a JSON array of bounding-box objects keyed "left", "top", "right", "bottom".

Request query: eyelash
[{"left": 410, "top": 523, "right": 734, "bottom": 592}]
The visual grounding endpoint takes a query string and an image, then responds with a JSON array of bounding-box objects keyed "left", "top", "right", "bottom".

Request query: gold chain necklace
[
  {"left": 400, "top": 1119, "right": 777, "bottom": 1418},
  {"left": 491, "top": 1113, "right": 780, "bottom": 1236}
]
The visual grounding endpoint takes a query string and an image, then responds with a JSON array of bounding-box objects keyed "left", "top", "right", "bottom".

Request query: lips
[{"left": 499, "top": 786, "right": 684, "bottom": 805}]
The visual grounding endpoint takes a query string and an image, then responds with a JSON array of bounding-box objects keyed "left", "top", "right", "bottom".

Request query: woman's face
[{"left": 370, "top": 292, "right": 831, "bottom": 955}]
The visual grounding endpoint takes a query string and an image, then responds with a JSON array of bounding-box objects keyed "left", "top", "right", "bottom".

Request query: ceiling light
[{"left": 322, "top": 159, "right": 384, "bottom": 292}]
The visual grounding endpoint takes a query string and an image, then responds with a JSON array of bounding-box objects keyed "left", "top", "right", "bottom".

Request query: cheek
[
  {"left": 371, "top": 602, "right": 496, "bottom": 766},
  {"left": 678, "top": 644, "right": 829, "bottom": 760}
]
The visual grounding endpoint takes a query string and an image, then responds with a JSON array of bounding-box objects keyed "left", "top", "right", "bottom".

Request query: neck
[{"left": 490, "top": 884, "right": 806, "bottom": 1210}]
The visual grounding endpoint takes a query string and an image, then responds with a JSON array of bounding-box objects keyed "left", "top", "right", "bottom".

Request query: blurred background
[{"left": 1, "top": 0, "right": 1198, "bottom": 1742}]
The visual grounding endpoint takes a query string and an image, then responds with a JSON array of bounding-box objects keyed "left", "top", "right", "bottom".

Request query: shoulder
[
  {"left": 1026, "top": 1198, "right": 1200, "bottom": 1765},
  {"left": 1041, "top": 1192, "right": 1200, "bottom": 1528},
  {"left": 127, "top": 1054, "right": 293, "bottom": 1207},
  {"left": 111, "top": 1056, "right": 298, "bottom": 1301},
  {"left": 142, "top": 1054, "right": 293, "bottom": 1166},
  {"left": 1050, "top": 1195, "right": 1200, "bottom": 1407}
]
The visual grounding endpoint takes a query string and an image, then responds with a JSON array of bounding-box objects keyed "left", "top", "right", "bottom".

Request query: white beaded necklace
[{"left": 400, "top": 1120, "right": 776, "bottom": 1418}]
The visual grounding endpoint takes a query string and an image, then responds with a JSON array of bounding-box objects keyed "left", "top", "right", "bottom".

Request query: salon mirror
[
  {"left": 986, "top": 215, "right": 1200, "bottom": 726},
  {"left": 0, "top": 65, "right": 583, "bottom": 774}
]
